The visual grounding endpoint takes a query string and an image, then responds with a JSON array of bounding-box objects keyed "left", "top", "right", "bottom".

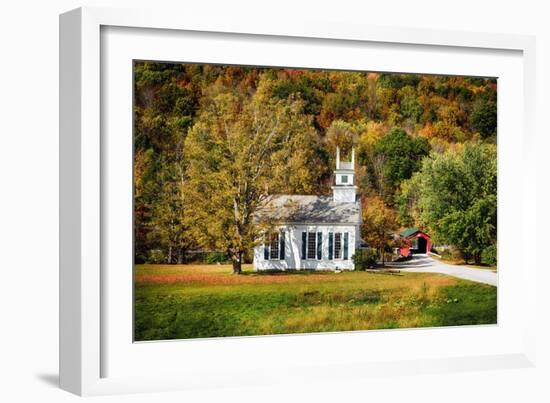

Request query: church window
[
  {"left": 317, "top": 232, "right": 322, "bottom": 260},
  {"left": 334, "top": 232, "right": 342, "bottom": 259},
  {"left": 269, "top": 232, "right": 279, "bottom": 259},
  {"left": 279, "top": 231, "right": 285, "bottom": 260},
  {"left": 301, "top": 232, "right": 307, "bottom": 259},
  {"left": 343, "top": 232, "right": 349, "bottom": 260},
  {"left": 307, "top": 232, "right": 316, "bottom": 259},
  {"left": 328, "top": 232, "right": 334, "bottom": 260}
]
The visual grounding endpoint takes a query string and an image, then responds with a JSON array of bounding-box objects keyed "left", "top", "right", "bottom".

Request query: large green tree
[
  {"left": 398, "top": 142, "right": 497, "bottom": 263},
  {"left": 184, "top": 77, "right": 319, "bottom": 273},
  {"left": 369, "top": 127, "right": 430, "bottom": 203}
]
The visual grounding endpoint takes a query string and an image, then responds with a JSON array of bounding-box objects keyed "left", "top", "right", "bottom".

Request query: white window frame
[{"left": 269, "top": 232, "right": 280, "bottom": 260}]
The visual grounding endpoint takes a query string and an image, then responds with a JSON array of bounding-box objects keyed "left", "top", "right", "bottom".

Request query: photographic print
[{"left": 133, "top": 62, "right": 497, "bottom": 341}]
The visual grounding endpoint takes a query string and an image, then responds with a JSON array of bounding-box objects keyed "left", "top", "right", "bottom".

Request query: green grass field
[{"left": 134, "top": 264, "right": 497, "bottom": 341}]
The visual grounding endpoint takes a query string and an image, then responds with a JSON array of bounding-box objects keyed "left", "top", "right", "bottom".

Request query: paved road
[{"left": 385, "top": 254, "right": 497, "bottom": 286}]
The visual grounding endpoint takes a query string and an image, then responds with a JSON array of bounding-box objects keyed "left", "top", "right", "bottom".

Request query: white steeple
[{"left": 332, "top": 147, "right": 357, "bottom": 203}]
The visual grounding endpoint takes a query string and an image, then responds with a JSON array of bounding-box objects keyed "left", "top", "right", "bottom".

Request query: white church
[{"left": 253, "top": 147, "right": 362, "bottom": 271}]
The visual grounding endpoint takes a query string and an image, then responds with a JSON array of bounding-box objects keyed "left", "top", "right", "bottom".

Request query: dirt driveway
[{"left": 386, "top": 254, "right": 497, "bottom": 286}]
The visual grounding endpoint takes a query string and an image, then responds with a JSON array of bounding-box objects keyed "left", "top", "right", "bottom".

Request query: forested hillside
[{"left": 134, "top": 62, "right": 497, "bottom": 266}]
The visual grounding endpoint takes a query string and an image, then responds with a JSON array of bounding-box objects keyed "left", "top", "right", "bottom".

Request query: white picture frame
[{"left": 59, "top": 6, "right": 537, "bottom": 396}]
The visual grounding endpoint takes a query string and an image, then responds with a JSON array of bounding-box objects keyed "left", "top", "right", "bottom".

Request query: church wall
[
  {"left": 253, "top": 224, "right": 358, "bottom": 271},
  {"left": 332, "top": 187, "right": 357, "bottom": 203}
]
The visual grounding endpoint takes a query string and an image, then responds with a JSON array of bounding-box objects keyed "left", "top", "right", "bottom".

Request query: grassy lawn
[{"left": 134, "top": 264, "right": 497, "bottom": 341}]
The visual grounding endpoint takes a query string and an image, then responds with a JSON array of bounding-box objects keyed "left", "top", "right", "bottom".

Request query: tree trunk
[
  {"left": 474, "top": 252, "right": 481, "bottom": 265},
  {"left": 232, "top": 258, "right": 242, "bottom": 274},
  {"left": 167, "top": 246, "right": 173, "bottom": 264}
]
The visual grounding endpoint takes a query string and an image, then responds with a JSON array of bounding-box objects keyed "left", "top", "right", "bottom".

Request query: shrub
[
  {"left": 481, "top": 244, "right": 497, "bottom": 266},
  {"left": 353, "top": 248, "right": 378, "bottom": 270},
  {"left": 148, "top": 249, "right": 165, "bottom": 264},
  {"left": 184, "top": 251, "right": 207, "bottom": 263},
  {"left": 205, "top": 252, "right": 228, "bottom": 264},
  {"left": 440, "top": 247, "right": 466, "bottom": 262},
  {"left": 440, "top": 249, "right": 452, "bottom": 261},
  {"left": 451, "top": 248, "right": 466, "bottom": 262}
]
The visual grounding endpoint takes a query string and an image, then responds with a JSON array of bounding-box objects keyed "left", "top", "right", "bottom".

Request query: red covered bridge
[{"left": 398, "top": 227, "right": 432, "bottom": 257}]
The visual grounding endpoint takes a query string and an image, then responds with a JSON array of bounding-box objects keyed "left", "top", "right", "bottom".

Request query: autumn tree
[
  {"left": 133, "top": 62, "right": 199, "bottom": 263},
  {"left": 324, "top": 119, "right": 366, "bottom": 163},
  {"left": 398, "top": 85, "right": 423, "bottom": 130},
  {"left": 395, "top": 171, "right": 423, "bottom": 228},
  {"left": 356, "top": 121, "right": 387, "bottom": 196},
  {"left": 361, "top": 195, "right": 398, "bottom": 263},
  {"left": 317, "top": 72, "right": 369, "bottom": 129},
  {"left": 184, "top": 77, "right": 319, "bottom": 273},
  {"left": 270, "top": 71, "right": 329, "bottom": 117}
]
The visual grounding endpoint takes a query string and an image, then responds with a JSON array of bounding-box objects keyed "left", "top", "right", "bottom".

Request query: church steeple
[{"left": 332, "top": 147, "right": 357, "bottom": 203}]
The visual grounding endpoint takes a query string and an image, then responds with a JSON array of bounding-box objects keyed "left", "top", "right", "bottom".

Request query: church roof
[{"left": 256, "top": 195, "right": 361, "bottom": 225}]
